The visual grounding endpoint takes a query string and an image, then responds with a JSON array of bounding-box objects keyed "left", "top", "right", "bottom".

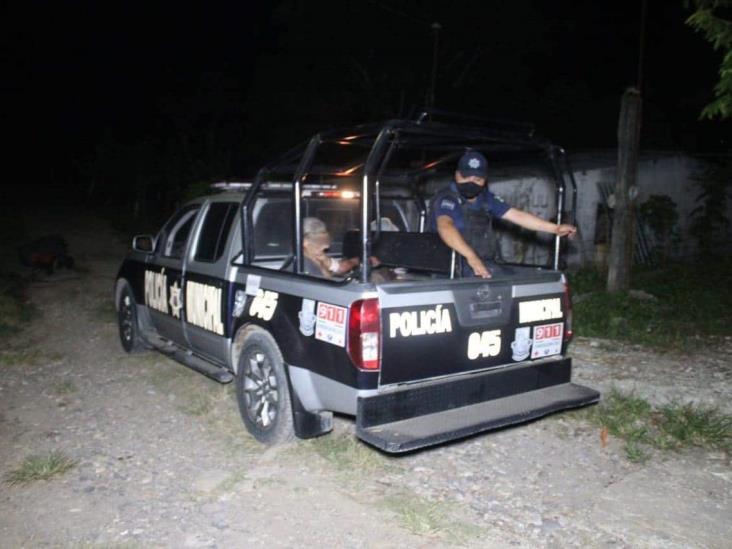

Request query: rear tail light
[
  {"left": 562, "top": 274, "right": 573, "bottom": 341},
  {"left": 347, "top": 298, "right": 381, "bottom": 371}
]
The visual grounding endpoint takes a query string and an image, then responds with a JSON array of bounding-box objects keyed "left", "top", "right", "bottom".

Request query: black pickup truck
[{"left": 115, "top": 115, "right": 599, "bottom": 453}]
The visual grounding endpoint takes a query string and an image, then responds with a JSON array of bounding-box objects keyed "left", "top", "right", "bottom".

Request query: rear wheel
[
  {"left": 235, "top": 329, "right": 294, "bottom": 445},
  {"left": 117, "top": 284, "right": 146, "bottom": 353}
]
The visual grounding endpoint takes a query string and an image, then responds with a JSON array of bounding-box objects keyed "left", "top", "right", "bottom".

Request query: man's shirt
[{"left": 429, "top": 181, "right": 510, "bottom": 233}]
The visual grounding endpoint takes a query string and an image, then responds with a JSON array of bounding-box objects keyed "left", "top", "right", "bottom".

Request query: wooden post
[{"left": 607, "top": 87, "right": 642, "bottom": 292}]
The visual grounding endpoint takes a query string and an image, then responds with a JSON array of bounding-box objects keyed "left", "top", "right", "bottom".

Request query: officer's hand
[
  {"left": 467, "top": 256, "right": 492, "bottom": 278},
  {"left": 556, "top": 224, "right": 577, "bottom": 237}
]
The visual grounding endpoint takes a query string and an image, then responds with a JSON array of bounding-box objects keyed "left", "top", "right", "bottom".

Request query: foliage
[
  {"left": 689, "top": 158, "right": 732, "bottom": 256},
  {"left": 583, "top": 388, "right": 732, "bottom": 462},
  {"left": 4, "top": 451, "right": 77, "bottom": 485},
  {"left": 686, "top": 0, "right": 732, "bottom": 119},
  {"left": 570, "top": 259, "right": 732, "bottom": 348}
]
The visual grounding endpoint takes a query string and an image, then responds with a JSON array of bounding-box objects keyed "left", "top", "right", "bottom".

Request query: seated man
[
  {"left": 429, "top": 151, "right": 577, "bottom": 278},
  {"left": 302, "top": 217, "right": 359, "bottom": 278}
]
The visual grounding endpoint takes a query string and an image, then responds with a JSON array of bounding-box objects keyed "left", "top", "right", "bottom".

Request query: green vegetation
[
  {"left": 302, "top": 432, "right": 390, "bottom": 472},
  {"left": 0, "top": 275, "right": 37, "bottom": 338},
  {"left": 4, "top": 451, "right": 77, "bottom": 485},
  {"left": 297, "top": 434, "right": 481, "bottom": 543},
  {"left": 686, "top": 0, "right": 732, "bottom": 120},
  {"left": 55, "top": 380, "right": 77, "bottom": 395},
  {"left": 569, "top": 260, "right": 732, "bottom": 349},
  {"left": 581, "top": 388, "right": 732, "bottom": 462},
  {"left": 382, "top": 492, "right": 483, "bottom": 542},
  {"left": 0, "top": 348, "right": 43, "bottom": 367},
  {"left": 91, "top": 299, "right": 117, "bottom": 323}
]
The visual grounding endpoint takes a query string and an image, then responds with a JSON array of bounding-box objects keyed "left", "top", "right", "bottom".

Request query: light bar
[
  {"left": 210, "top": 181, "right": 252, "bottom": 191},
  {"left": 301, "top": 189, "right": 360, "bottom": 199}
]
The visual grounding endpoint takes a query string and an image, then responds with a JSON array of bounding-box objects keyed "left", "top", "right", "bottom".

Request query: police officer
[{"left": 430, "top": 151, "right": 577, "bottom": 278}]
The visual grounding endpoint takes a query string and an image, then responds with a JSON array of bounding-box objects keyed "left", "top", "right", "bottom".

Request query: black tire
[
  {"left": 235, "top": 329, "right": 294, "bottom": 445},
  {"left": 117, "top": 284, "right": 146, "bottom": 353}
]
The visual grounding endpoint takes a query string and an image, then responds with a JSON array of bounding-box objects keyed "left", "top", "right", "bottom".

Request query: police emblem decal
[
  {"left": 298, "top": 298, "right": 316, "bottom": 336},
  {"left": 168, "top": 280, "right": 183, "bottom": 318},
  {"left": 510, "top": 327, "right": 532, "bottom": 361}
]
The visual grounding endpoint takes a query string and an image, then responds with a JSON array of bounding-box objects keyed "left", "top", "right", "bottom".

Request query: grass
[
  {"left": 180, "top": 391, "right": 219, "bottom": 416},
  {"left": 0, "top": 348, "right": 43, "bottom": 367},
  {"left": 296, "top": 433, "right": 481, "bottom": 543},
  {"left": 139, "top": 359, "right": 259, "bottom": 454},
  {"left": 0, "top": 274, "right": 37, "bottom": 338},
  {"left": 383, "top": 493, "right": 448, "bottom": 537},
  {"left": 383, "top": 492, "right": 483, "bottom": 542},
  {"left": 55, "top": 380, "right": 77, "bottom": 395},
  {"left": 569, "top": 260, "right": 732, "bottom": 349},
  {"left": 91, "top": 300, "right": 117, "bottom": 323},
  {"left": 4, "top": 451, "right": 77, "bottom": 485},
  {"left": 0, "top": 348, "right": 64, "bottom": 368},
  {"left": 581, "top": 388, "right": 732, "bottom": 462},
  {"left": 301, "top": 432, "right": 391, "bottom": 472}
]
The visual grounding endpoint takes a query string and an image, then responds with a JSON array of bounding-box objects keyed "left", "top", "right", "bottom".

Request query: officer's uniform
[{"left": 429, "top": 181, "right": 510, "bottom": 276}]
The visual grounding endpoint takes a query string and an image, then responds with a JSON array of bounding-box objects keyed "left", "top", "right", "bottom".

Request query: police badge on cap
[{"left": 457, "top": 151, "right": 488, "bottom": 178}]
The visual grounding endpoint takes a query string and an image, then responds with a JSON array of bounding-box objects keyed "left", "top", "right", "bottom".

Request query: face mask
[{"left": 457, "top": 181, "right": 484, "bottom": 199}]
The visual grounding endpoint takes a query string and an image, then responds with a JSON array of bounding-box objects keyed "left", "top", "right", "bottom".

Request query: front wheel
[
  {"left": 117, "top": 284, "right": 146, "bottom": 353},
  {"left": 235, "top": 329, "right": 294, "bottom": 445}
]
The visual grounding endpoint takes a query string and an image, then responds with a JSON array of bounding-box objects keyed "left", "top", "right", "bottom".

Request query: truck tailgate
[{"left": 378, "top": 272, "right": 568, "bottom": 386}]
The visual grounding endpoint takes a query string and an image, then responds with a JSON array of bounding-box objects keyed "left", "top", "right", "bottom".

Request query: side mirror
[{"left": 132, "top": 235, "right": 155, "bottom": 253}]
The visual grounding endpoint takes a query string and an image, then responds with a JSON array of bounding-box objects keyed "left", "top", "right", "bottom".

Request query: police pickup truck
[{"left": 116, "top": 115, "right": 599, "bottom": 453}]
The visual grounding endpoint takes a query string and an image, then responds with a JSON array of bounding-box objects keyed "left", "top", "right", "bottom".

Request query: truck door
[
  {"left": 183, "top": 200, "right": 239, "bottom": 363},
  {"left": 146, "top": 204, "right": 201, "bottom": 347}
]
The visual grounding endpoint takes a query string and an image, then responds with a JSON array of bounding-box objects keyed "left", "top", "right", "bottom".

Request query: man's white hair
[{"left": 303, "top": 217, "right": 328, "bottom": 237}]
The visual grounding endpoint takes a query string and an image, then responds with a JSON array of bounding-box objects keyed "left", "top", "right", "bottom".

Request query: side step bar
[
  {"left": 142, "top": 330, "right": 233, "bottom": 384},
  {"left": 356, "top": 359, "right": 599, "bottom": 453}
]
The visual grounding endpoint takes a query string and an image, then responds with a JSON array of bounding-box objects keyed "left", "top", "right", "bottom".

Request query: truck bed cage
[{"left": 241, "top": 116, "right": 577, "bottom": 280}]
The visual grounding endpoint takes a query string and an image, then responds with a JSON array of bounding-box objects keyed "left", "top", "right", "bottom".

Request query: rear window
[{"left": 194, "top": 202, "right": 237, "bottom": 263}]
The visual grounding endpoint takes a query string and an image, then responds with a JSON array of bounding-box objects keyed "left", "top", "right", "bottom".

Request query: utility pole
[
  {"left": 606, "top": 1, "right": 646, "bottom": 292},
  {"left": 427, "top": 22, "right": 441, "bottom": 111},
  {"left": 607, "top": 88, "right": 642, "bottom": 292}
]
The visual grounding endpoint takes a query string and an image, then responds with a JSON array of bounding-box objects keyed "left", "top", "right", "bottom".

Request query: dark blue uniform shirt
[{"left": 429, "top": 181, "right": 511, "bottom": 232}]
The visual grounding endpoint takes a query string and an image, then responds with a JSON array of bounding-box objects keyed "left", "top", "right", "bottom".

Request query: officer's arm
[
  {"left": 502, "top": 208, "right": 577, "bottom": 237},
  {"left": 436, "top": 215, "right": 491, "bottom": 278}
]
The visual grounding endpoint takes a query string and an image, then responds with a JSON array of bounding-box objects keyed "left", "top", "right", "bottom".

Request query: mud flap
[
  {"left": 287, "top": 373, "right": 334, "bottom": 439},
  {"left": 356, "top": 358, "right": 599, "bottom": 453}
]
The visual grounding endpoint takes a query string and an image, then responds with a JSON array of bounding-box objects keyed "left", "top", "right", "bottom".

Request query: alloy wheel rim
[
  {"left": 243, "top": 349, "right": 279, "bottom": 428},
  {"left": 120, "top": 294, "right": 134, "bottom": 342}
]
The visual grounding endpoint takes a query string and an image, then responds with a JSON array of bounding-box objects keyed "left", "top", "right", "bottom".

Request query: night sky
[{"left": 2, "top": 1, "right": 728, "bottom": 207}]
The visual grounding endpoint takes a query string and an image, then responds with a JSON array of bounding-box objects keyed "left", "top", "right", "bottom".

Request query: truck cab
[{"left": 116, "top": 114, "right": 599, "bottom": 453}]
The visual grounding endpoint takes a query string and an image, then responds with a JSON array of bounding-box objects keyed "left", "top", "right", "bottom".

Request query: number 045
[{"left": 467, "top": 329, "right": 502, "bottom": 360}]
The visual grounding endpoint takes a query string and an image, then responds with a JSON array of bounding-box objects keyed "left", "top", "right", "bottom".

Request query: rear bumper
[{"left": 356, "top": 358, "right": 599, "bottom": 453}]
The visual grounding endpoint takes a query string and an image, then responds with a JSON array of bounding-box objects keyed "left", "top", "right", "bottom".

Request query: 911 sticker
[
  {"left": 315, "top": 302, "right": 347, "bottom": 347},
  {"left": 531, "top": 322, "right": 563, "bottom": 359}
]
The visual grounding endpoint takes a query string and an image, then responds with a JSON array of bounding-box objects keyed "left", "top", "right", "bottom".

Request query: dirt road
[{"left": 1, "top": 216, "right": 730, "bottom": 548}]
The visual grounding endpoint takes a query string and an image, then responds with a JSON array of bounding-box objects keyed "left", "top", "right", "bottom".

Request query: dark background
[{"left": 2, "top": 0, "right": 728, "bottom": 221}]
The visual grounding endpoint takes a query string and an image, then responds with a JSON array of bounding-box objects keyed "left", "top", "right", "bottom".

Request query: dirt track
[{"left": 1, "top": 215, "right": 730, "bottom": 548}]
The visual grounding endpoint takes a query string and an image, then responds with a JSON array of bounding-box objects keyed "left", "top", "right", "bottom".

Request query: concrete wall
[{"left": 488, "top": 151, "right": 723, "bottom": 267}]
